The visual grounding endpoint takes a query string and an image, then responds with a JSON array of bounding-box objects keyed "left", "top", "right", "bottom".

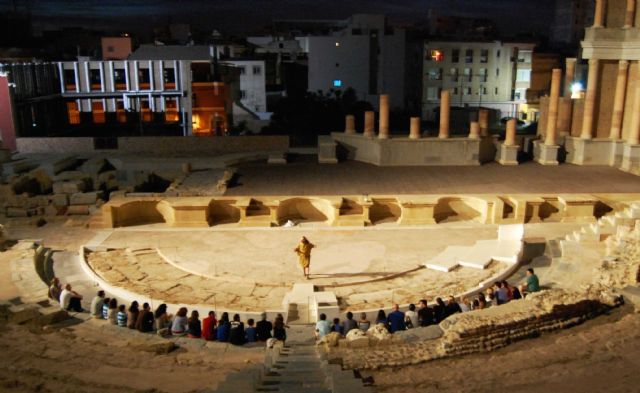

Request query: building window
[
  {"left": 496, "top": 68, "right": 500, "bottom": 77},
  {"left": 333, "top": 79, "right": 343, "bottom": 87},
  {"left": 427, "top": 87, "right": 439, "bottom": 100},
  {"left": 428, "top": 49, "right": 444, "bottom": 62},
  {"left": 464, "top": 68, "right": 472, "bottom": 82},
  {"left": 240, "top": 90, "right": 247, "bottom": 99},
  {"left": 239, "top": 66, "right": 246, "bottom": 75},
  {"left": 107, "top": 46, "right": 114, "bottom": 53},
  {"left": 479, "top": 68, "right": 488, "bottom": 82},
  {"left": 495, "top": 87, "right": 499, "bottom": 95},
  {"left": 451, "top": 49, "right": 460, "bottom": 63},
  {"left": 278, "top": 43, "right": 284, "bottom": 49},
  {"left": 497, "top": 50, "right": 501, "bottom": 58},
  {"left": 252, "top": 65, "right": 262, "bottom": 75},
  {"left": 453, "top": 87, "right": 459, "bottom": 95},
  {"left": 480, "top": 87, "right": 487, "bottom": 95},
  {"left": 450, "top": 68, "right": 459, "bottom": 82},
  {"left": 464, "top": 87, "right": 472, "bottom": 95},
  {"left": 465, "top": 49, "right": 473, "bottom": 63},
  {"left": 516, "top": 69, "right": 531, "bottom": 82},
  {"left": 480, "top": 49, "right": 489, "bottom": 63},
  {"left": 428, "top": 68, "right": 442, "bottom": 80}
]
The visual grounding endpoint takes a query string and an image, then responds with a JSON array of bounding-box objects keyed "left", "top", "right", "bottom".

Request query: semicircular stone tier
[{"left": 86, "top": 248, "right": 509, "bottom": 312}]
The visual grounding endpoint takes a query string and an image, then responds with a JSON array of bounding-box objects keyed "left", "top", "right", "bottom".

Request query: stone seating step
[{"left": 424, "top": 245, "right": 470, "bottom": 272}]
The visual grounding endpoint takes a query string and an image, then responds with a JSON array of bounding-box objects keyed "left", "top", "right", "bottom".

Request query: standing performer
[{"left": 294, "top": 236, "right": 315, "bottom": 279}]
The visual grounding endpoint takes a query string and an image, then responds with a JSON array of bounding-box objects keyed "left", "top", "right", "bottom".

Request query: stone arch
[
  {"left": 276, "top": 198, "right": 333, "bottom": 225},
  {"left": 208, "top": 200, "right": 241, "bottom": 225},
  {"left": 434, "top": 197, "right": 484, "bottom": 223},
  {"left": 369, "top": 199, "right": 401, "bottom": 224}
]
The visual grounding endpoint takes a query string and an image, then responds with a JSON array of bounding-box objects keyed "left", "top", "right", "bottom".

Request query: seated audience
[
  {"left": 245, "top": 318, "right": 257, "bottom": 343},
  {"left": 495, "top": 282, "right": 510, "bottom": 305},
  {"left": 102, "top": 298, "right": 110, "bottom": 319},
  {"left": 342, "top": 312, "right": 358, "bottom": 335},
  {"left": 315, "top": 313, "right": 331, "bottom": 339},
  {"left": 476, "top": 294, "right": 487, "bottom": 310},
  {"left": 445, "top": 295, "right": 462, "bottom": 317},
  {"left": 117, "top": 304, "right": 127, "bottom": 327},
  {"left": 256, "top": 312, "right": 273, "bottom": 341},
  {"left": 107, "top": 298, "right": 118, "bottom": 325},
  {"left": 433, "top": 298, "right": 446, "bottom": 323},
  {"left": 48, "top": 277, "right": 62, "bottom": 302},
  {"left": 460, "top": 297, "right": 471, "bottom": 312},
  {"left": 358, "top": 312, "right": 371, "bottom": 332},
  {"left": 331, "top": 318, "right": 343, "bottom": 335},
  {"left": 405, "top": 304, "right": 418, "bottom": 329},
  {"left": 472, "top": 298, "right": 480, "bottom": 310},
  {"left": 485, "top": 288, "right": 495, "bottom": 307},
  {"left": 188, "top": 310, "right": 201, "bottom": 338},
  {"left": 388, "top": 304, "right": 406, "bottom": 333},
  {"left": 171, "top": 307, "right": 188, "bottom": 335},
  {"left": 229, "top": 314, "right": 245, "bottom": 345},
  {"left": 520, "top": 268, "right": 540, "bottom": 295},
  {"left": 90, "top": 290, "right": 105, "bottom": 318},
  {"left": 217, "top": 312, "right": 231, "bottom": 342},
  {"left": 154, "top": 304, "right": 171, "bottom": 335},
  {"left": 138, "top": 303, "right": 154, "bottom": 333},
  {"left": 202, "top": 311, "right": 217, "bottom": 341},
  {"left": 273, "top": 314, "right": 288, "bottom": 344},
  {"left": 127, "top": 301, "right": 139, "bottom": 329},
  {"left": 418, "top": 299, "right": 434, "bottom": 326},
  {"left": 60, "top": 284, "right": 83, "bottom": 312},
  {"left": 375, "top": 310, "right": 388, "bottom": 329}
]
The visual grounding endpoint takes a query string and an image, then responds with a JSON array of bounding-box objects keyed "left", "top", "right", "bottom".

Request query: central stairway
[{"left": 211, "top": 325, "right": 373, "bottom": 393}]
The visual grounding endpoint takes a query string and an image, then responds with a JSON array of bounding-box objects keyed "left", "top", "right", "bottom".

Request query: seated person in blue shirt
[
  {"left": 387, "top": 304, "right": 406, "bottom": 333},
  {"left": 245, "top": 318, "right": 257, "bottom": 343}
]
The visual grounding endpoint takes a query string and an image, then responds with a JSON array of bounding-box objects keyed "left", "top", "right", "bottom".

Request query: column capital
[{"left": 619, "top": 59, "right": 630, "bottom": 69}]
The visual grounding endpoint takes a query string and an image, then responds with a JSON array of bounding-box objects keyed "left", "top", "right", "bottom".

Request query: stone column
[
  {"left": 581, "top": 59, "right": 600, "bottom": 140},
  {"left": 593, "top": 0, "right": 606, "bottom": 28},
  {"left": 379, "top": 94, "right": 390, "bottom": 139},
  {"left": 546, "top": 69, "right": 562, "bottom": 146},
  {"left": 565, "top": 58, "right": 577, "bottom": 96},
  {"left": 363, "top": 111, "right": 375, "bottom": 137},
  {"left": 629, "top": 63, "right": 640, "bottom": 145},
  {"left": 409, "top": 117, "right": 421, "bottom": 139},
  {"left": 505, "top": 119, "right": 517, "bottom": 146},
  {"left": 438, "top": 90, "right": 450, "bottom": 139},
  {"left": 624, "top": 0, "right": 636, "bottom": 28},
  {"left": 345, "top": 114, "right": 355, "bottom": 134},
  {"left": 469, "top": 121, "right": 480, "bottom": 139},
  {"left": 478, "top": 109, "right": 489, "bottom": 137},
  {"left": 610, "top": 60, "right": 629, "bottom": 140}
]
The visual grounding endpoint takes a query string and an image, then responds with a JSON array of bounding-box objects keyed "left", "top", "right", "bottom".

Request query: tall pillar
[
  {"left": 364, "top": 111, "right": 375, "bottom": 137},
  {"left": 345, "top": 114, "right": 355, "bottom": 134},
  {"left": 469, "top": 121, "right": 480, "bottom": 139},
  {"left": 581, "top": 59, "right": 600, "bottom": 140},
  {"left": 610, "top": 60, "right": 629, "bottom": 140},
  {"left": 629, "top": 63, "right": 640, "bottom": 145},
  {"left": 438, "top": 90, "right": 450, "bottom": 139},
  {"left": 546, "top": 69, "right": 562, "bottom": 146},
  {"left": 379, "top": 94, "right": 390, "bottom": 139},
  {"left": 478, "top": 109, "right": 489, "bottom": 137},
  {"left": 624, "top": 0, "right": 636, "bottom": 28},
  {"left": 593, "top": 0, "right": 606, "bottom": 28},
  {"left": 409, "top": 117, "right": 421, "bottom": 139},
  {"left": 505, "top": 119, "right": 517, "bottom": 146},
  {"left": 564, "top": 58, "right": 577, "bottom": 96}
]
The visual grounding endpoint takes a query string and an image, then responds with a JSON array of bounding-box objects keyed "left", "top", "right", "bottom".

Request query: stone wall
[{"left": 15, "top": 136, "right": 290, "bottom": 155}]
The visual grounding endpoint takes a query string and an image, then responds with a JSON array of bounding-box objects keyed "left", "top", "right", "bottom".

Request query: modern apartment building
[{"left": 422, "top": 40, "right": 535, "bottom": 121}]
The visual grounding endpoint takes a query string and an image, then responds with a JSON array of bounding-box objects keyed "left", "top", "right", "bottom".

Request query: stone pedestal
[
  {"left": 318, "top": 136, "right": 338, "bottom": 164},
  {"left": 565, "top": 137, "right": 615, "bottom": 165},
  {"left": 468, "top": 121, "right": 480, "bottom": 139},
  {"left": 497, "top": 144, "right": 519, "bottom": 165},
  {"left": 610, "top": 139, "right": 625, "bottom": 167},
  {"left": 533, "top": 140, "right": 559, "bottom": 165},
  {"left": 621, "top": 143, "right": 640, "bottom": 175}
]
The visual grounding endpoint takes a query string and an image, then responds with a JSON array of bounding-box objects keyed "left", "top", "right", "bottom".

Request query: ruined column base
[
  {"left": 565, "top": 136, "right": 615, "bottom": 165},
  {"left": 497, "top": 144, "right": 519, "bottom": 165},
  {"left": 533, "top": 141, "right": 560, "bottom": 166},
  {"left": 620, "top": 143, "right": 640, "bottom": 175},
  {"left": 317, "top": 136, "right": 338, "bottom": 164},
  {"left": 610, "top": 140, "right": 625, "bottom": 167}
]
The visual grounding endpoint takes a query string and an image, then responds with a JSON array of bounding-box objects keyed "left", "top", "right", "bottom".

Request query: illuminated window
[
  {"left": 464, "top": 68, "right": 472, "bottom": 82},
  {"left": 427, "top": 49, "right": 444, "bottom": 62},
  {"left": 480, "top": 49, "right": 489, "bottom": 63},
  {"left": 333, "top": 79, "right": 343, "bottom": 87},
  {"left": 450, "top": 68, "right": 459, "bottom": 82}
]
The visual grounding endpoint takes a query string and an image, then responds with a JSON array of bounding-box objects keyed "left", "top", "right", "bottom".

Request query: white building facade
[{"left": 422, "top": 40, "right": 535, "bottom": 120}]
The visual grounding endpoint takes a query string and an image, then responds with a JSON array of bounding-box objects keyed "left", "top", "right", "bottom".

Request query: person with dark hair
[
  {"left": 273, "top": 314, "right": 288, "bottom": 344},
  {"left": 294, "top": 236, "right": 315, "bottom": 279},
  {"left": 117, "top": 304, "right": 127, "bottom": 327},
  {"left": 405, "top": 304, "right": 418, "bottom": 329},
  {"left": 90, "top": 290, "right": 105, "bottom": 318},
  {"left": 445, "top": 296, "right": 462, "bottom": 317},
  {"left": 433, "top": 298, "right": 446, "bottom": 323},
  {"left": 229, "top": 314, "right": 245, "bottom": 345},
  {"left": 315, "top": 313, "right": 330, "bottom": 339},
  {"left": 217, "top": 312, "right": 230, "bottom": 342},
  {"left": 60, "top": 284, "right": 84, "bottom": 312},
  {"left": 331, "top": 318, "right": 343, "bottom": 335},
  {"left": 418, "top": 299, "right": 434, "bottom": 327},
  {"left": 342, "top": 311, "right": 358, "bottom": 335},
  {"left": 358, "top": 312, "right": 371, "bottom": 332},
  {"left": 137, "top": 302, "right": 154, "bottom": 333},
  {"left": 245, "top": 318, "right": 257, "bottom": 343},
  {"left": 171, "top": 307, "right": 188, "bottom": 335},
  {"left": 107, "top": 298, "right": 118, "bottom": 325},
  {"left": 202, "top": 311, "right": 217, "bottom": 341},
  {"left": 127, "top": 301, "right": 139, "bottom": 329},
  {"left": 154, "top": 304, "right": 171, "bottom": 335},
  {"left": 188, "top": 310, "right": 201, "bottom": 338},
  {"left": 375, "top": 309, "right": 388, "bottom": 328},
  {"left": 102, "top": 298, "right": 111, "bottom": 319},
  {"left": 520, "top": 268, "right": 540, "bottom": 295},
  {"left": 256, "top": 312, "right": 273, "bottom": 341},
  {"left": 495, "top": 282, "right": 509, "bottom": 305},
  {"left": 49, "top": 277, "right": 62, "bottom": 302},
  {"left": 387, "top": 304, "right": 406, "bottom": 333}
]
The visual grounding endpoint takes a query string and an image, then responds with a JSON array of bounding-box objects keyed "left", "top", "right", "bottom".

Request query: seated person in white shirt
[{"left": 59, "top": 284, "right": 84, "bottom": 312}]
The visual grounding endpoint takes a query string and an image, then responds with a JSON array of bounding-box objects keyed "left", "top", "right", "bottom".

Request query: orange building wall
[{"left": 101, "top": 37, "right": 133, "bottom": 60}]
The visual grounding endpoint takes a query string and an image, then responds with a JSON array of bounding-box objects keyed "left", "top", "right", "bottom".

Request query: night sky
[{"left": 0, "top": 0, "right": 556, "bottom": 37}]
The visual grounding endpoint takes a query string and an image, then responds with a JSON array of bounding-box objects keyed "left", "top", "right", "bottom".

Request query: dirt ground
[{"left": 371, "top": 306, "right": 640, "bottom": 393}]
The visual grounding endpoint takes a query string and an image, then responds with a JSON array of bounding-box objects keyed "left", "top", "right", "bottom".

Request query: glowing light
[
  {"left": 335, "top": 42, "right": 340, "bottom": 47},
  {"left": 571, "top": 82, "right": 583, "bottom": 99},
  {"left": 333, "top": 79, "right": 342, "bottom": 87}
]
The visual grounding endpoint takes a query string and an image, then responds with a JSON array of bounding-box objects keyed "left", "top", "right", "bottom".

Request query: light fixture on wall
[{"left": 570, "top": 82, "right": 583, "bottom": 99}]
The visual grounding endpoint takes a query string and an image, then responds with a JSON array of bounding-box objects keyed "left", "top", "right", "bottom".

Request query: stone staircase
[
  {"left": 210, "top": 326, "right": 374, "bottom": 393},
  {"left": 88, "top": 208, "right": 107, "bottom": 229}
]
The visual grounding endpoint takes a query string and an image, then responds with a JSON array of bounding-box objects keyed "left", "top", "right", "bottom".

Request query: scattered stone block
[
  {"left": 50, "top": 194, "right": 69, "bottom": 207},
  {"left": 70, "top": 191, "right": 99, "bottom": 206},
  {"left": 66, "top": 205, "right": 90, "bottom": 215},
  {"left": 6, "top": 207, "right": 28, "bottom": 217},
  {"left": 53, "top": 180, "right": 85, "bottom": 195}
]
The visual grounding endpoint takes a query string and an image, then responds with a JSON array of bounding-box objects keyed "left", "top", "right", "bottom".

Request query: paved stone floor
[{"left": 225, "top": 161, "right": 640, "bottom": 195}]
